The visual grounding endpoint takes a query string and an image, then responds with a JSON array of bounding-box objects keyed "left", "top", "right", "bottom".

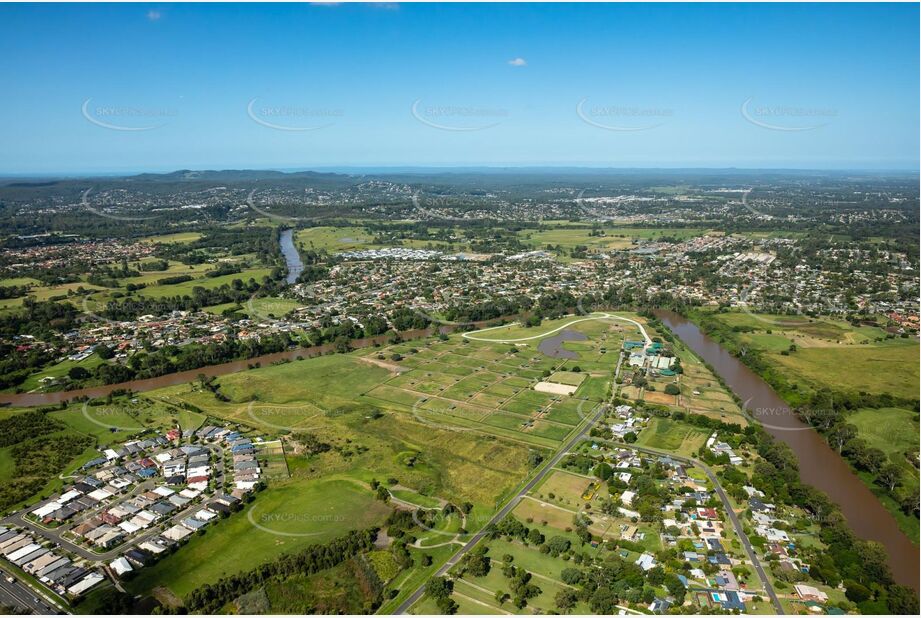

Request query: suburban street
[
  {"left": 614, "top": 442, "right": 785, "bottom": 615},
  {"left": 1, "top": 445, "right": 226, "bottom": 564},
  {"left": 393, "top": 399, "right": 610, "bottom": 614},
  {"left": 394, "top": 393, "right": 784, "bottom": 616},
  {"left": 0, "top": 567, "right": 58, "bottom": 614}
]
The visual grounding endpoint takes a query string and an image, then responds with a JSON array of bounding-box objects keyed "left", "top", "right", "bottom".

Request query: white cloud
[
  {"left": 146, "top": 10, "right": 162, "bottom": 22},
  {"left": 507, "top": 57, "right": 527, "bottom": 67}
]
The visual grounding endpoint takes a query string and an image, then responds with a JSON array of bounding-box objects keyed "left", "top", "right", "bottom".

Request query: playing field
[{"left": 126, "top": 478, "right": 391, "bottom": 599}]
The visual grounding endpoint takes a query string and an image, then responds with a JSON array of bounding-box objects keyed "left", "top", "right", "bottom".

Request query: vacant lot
[
  {"left": 769, "top": 343, "right": 919, "bottom": 400},
  {"left": 636, "top": 417, "right": 709, "bottom": 456}
]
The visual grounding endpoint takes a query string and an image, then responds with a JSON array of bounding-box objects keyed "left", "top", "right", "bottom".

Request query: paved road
[
  {"left": 2, "top": 444, "right": 226, "bottom": 562},
  {"left": 609, "top": 442, "right": 784, "bottom": 615},
  {"left": 0, "top": 568, "right": 57, "bottom": 614},
  {"left": 462, "top": 312, "right": 652, "bottom": 346},
  {"left": 393, "top": 401, "right": 609, "bottom": 614}
]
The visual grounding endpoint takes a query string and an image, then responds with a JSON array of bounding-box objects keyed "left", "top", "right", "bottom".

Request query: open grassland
[
  {"left": 849, "top": 407, "right": 919, "bottom": 479},
  {"left": 635, "top": 417, "right": 710, "bottom": 456},
  {"left": 534, "top": 469, "right": 597, "bottom": 506},
  {"left": 518, "top": 227, "right": 709, "bottom": 252},
  {"left": 122, "top": 259, "right": 214, "bottom": 285},
  {"left": 706, "top": 311, "right": 919, "bottom": 398},
  {"left": 849, "top": 407, "right": 919, "bottom": 542},
  {"left": 12, "top": 318, "right": 623, "bottom": 606},
  {"left": 463, "top": 311, "right": 642, "bottom": 343},
  {"left": 136, "top": 267, "right": 273, "bottom": 298},
  {"left": 437, "top": 535, "right": 603, "bottom": 614},
  {"left": 148, "top": 346, "right": 538, "bottom": 508},
  {"left": 15, "top": 354, "right": 105, "bottom": 392},
  {"left": 201, "top": 294, "right": 306, "bottom": 318},
  {"left": 295, "top": 225, "right": 470, "bottom": 255},
  {"left": 357, "top": 316, "right": 626, "bottom": 446},
  {"left": 141, "top": 231, "right": 203, "bottom": 244},
  {"left": 126, "top": 478, "right": 391, "bottom": 600},
  {"left": 692, "top": 309, "right": 920, "bottom": 542},
  {"left": 694, "top": 309, "right": 919, "bottom": 400},
  {"left": 768, "top": 343, "right": 918, "bottom": 400},
  {"left": 295, "top": 226, "right": 378, "bottom": 252},
  {"left": 716, "top": 311, "right": 890, "bottom": 344}
]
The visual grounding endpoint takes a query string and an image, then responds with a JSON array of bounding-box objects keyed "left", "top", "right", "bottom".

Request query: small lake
[
  {"left": 537, "top": 329, "right": 587, "bottom": 359},
  {"left": 279, "top": 229, "right": 304, "bottom": 285}
]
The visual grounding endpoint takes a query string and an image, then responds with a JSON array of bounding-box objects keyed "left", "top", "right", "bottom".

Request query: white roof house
[
  {"left": 67, "top": 572, "right": 104, "bottom": 596},
  {"left": 110, "top": 557, "right": 133, "bottom": 576},
  {"left": 635, "top": 553, "right": 657, "bottom": 571}
]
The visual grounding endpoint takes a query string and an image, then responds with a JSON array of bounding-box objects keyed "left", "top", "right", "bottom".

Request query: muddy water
[
  {"left": 655, "top": 309, "right": 919, "bottom": 589},
  {"left": 0, "top": 316, "right": 520, "bottom": 408},
  {"left": 0, "top": 328, "right": 440, "bottom": 408},
  {"left": 537, "top": 329, "right": 587, "bottom": 359},
  {"left": 279, "top": 228, "right": 303, "bottom": 285}
]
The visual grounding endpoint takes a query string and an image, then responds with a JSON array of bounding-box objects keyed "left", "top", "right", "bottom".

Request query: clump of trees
[{"left": 185, "top": 528, "right": 378, "bottom": 613}]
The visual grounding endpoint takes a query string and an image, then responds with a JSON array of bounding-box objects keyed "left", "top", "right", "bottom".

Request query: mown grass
[
  {"left": 635, "top": 417, "right": 709, "bottom": 456},
  {"left": 126, "top": 478, "right": 391, "bottom": 599}
]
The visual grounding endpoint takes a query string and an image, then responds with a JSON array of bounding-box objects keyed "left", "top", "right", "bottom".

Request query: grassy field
[
  {"left": 850, "top": 407, "right": 919, "bottom": 543},
  {"left": 463, "top": 312, "right": 642, "bottom": 343},
  {"left": 428, "top": 536, "right": 598, "bottom": 615},
  {"left": 136, "top": 267, "right": 273, "bottom": 298},
  {"left": 141, "top": 231, "right": 203, "bottom": 244},
  {"left": 695, "top": 309, "right": 919, "bottom": 400},
  {"left": 533, "top": 469, "right": 600, "bottom": 508},
  {"left": 126, "top": 478, "right": 392, "bottom": 600},
  {"left": 15, "top": 354, "right": 105, "bottom": 392},
  {"left": 122, "top": 315, "right": 625, "bottom": 605},
  {"left": 204, "top": 297, "right": 303, "bottom": 320},
  {"left": 295, "top": 226, "right": 377, "bottom": 252},
  {"left": 690, "top": 309, "right": 920, "bottom": 543},
  {"left": 518, "top": 227, "right": 709, "bottom": 252},
  {"left": 10, "top": 315, "right": 631, "bottom": 609},
  {"left": 635, "top": 417, "right": 710, "bottom": 456},
  {"left": 849, "top": 407, "right": 919, "bottom": 479},
  {"left": 768, "top": 343, "right": 919, "bottom": 400},
  {"left": 547, "top": 371, "right": 586, "bottom": 386}
]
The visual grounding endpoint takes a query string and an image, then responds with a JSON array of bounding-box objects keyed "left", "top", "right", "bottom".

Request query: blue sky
[{"left": 0, "top": 2, "right": 917, "bottom": 174}]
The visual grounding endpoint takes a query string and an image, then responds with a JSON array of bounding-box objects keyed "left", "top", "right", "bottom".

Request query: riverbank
[
  {"left": 682, "top": 308, "right": 920, "bottom": 545},
  {"left": 0, "top": 315, "right": 526, "bottom": 408},
  {"left": 654, "top": 309, "right": 919, "bottom": 591},
  {"left": 279, "top": 228, "right": 303, "bottom": 285}
]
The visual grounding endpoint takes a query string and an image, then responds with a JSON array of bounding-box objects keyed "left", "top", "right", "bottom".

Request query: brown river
[
  {"left": 0, "top": 327, "right": 438, "bottom": 408},
  {"left": 1, "top": 310, "right": 916, "bottom": 588},
  {"left": 655, "top": 310, "right": 919, "bottom": 590}
]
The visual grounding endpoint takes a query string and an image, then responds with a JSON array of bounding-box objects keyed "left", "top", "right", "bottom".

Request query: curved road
[
  {"left": 2, "top": 444, "right": 225, "bottom": 563},
  {"left": 462, "top": 312, "right": 652, "bottom": 346}
]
